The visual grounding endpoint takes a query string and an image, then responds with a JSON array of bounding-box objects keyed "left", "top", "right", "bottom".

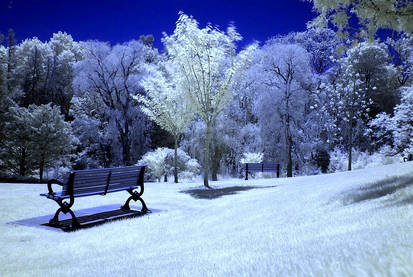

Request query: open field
[{"left": 1, "top": 162, "right": 413, "bottom": 276}]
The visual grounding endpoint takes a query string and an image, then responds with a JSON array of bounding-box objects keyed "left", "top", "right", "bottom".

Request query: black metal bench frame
[
  {"left": 244, "top": 162, "right": 280, "bottom": 180},
  {"left": 40, "top": 166, "right": 148, "bottom": 228}
]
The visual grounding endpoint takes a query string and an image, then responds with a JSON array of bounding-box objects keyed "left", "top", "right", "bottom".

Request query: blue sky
[{"left": 0, "top": 0, "right": 316, "bottom": 50}]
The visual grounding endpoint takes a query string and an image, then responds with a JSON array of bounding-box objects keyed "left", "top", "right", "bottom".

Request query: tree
[
  {"left": 370, "top": 85, "right": 413, "bottom": 157},
  {"left": 323, "top": 49, "right": 373, "bottom": 170},
  {"left": 45, "top": 32, "right": 83, "bottom": 119},
  {"left": 387, "top": 85, "right": 413, "bottom": 157},
  {"left": 0, "top": 104, "right": 74, "bottom": 180},
  {"left": 7, "top": 29, "right": 17, "bottom": 94},
  {"left": 139, "top": 59, "right": 195, "bottom": 183},
  {"left": 308, "top": 0, "right": 413, "bottom": 38},
  {"left": 251, "top": 42, "right": 312, "bottom": 177},
  {"left": 162, "top": 12, "right": 257, "bottom": 188},
  {"left": 15, "top": 33, "right": 81, "bottom": 118},
  {"left": 387, "top": 35, "right": 413, "bottom": 86},
  {"left": 29, "top": 104, "right": 76, "bottom": 181},
  {"left": 0, "top": 106, "right": 34, "bottom": 176},
  {"left": 0, "top": 45, "right": 9, "bottom": 152},
  {"left": 72, "top": 40, "right": 154, "bottom": 166},
  {"left": 273, "top": 27, "right": 340, "bottom": 74}
]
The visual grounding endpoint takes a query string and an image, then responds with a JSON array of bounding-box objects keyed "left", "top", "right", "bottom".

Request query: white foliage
[
  {"left": 138, "top": 59, "right": 194, "bottom": 139},
  {"left": 329, "top": 147, "right": 401, "bottom": 172},
  {"left": 309, "top": 0, "right": 413, "bottom": 37},
  {"left": 240, "top": 152, "right": 263, "bottom": 164},
  {"left": 139, "top": 148, "right": 171, "bottom": 182},
  {"left": 163, "top": 13, "right": 257, "bottom": 124},
  {"left": 162, "top": 12, "right": 257, "bottom": 185},
  {"left": 138, "top": 147, "right": 200, "bottom": 182},
  {"left": 72, "top": 40, "right": 154, "bottom": 165},
  {"left": 369, "top": 85, "right": 413, "bottom": 157}
]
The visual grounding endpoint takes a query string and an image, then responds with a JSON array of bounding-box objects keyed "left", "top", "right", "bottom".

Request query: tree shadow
[
  {"left": 342, "top": 175, "right": 413, "bottom": 206},
  {"left": 181, "top": 185, "right": 276, "bottom": 200}
]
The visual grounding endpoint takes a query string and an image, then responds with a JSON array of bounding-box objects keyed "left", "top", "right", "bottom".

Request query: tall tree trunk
[
  {"left": 39, "top": 156, "right": 45, "bottom": 182},
  {"left": 348, "top": 81, "right": 356, "bottom": 171},
  {"left": 347, "top": 111, "right": 354, "bottom": 171},
  {"left": 211, "top": 122, "right": 219, "bottom": 181},
  {"left": 285, "top": 82, "right": 293, "bottom": 178},
  {"left": 173, "top": 135, "right": 178, "bottom": 183},
  {"left": 203, "top": 122, "right": 212, "bottom": 189},
  {"left": 287, "top": 137, "right": 293, "bottom": 177},
  {"left": 123, "top": 121, "right": 130, "bottom": 165},
  {"left": 19, "top": 148, "right": 26, "bottom": 176}
]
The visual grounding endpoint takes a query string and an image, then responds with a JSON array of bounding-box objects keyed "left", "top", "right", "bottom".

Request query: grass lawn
[{"left": 1, "top": 162, "right": 413, "bottom": 276}]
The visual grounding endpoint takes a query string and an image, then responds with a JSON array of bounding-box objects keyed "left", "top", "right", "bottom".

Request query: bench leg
[
  {"left": 49, "top": 199, "right": 80, "bottom": 228},
  {"left": 121, "top": 189, "right": 149, "bottom": 213},
  {"left": 49, "top": 208, "right": 63, "bottom": 226}
]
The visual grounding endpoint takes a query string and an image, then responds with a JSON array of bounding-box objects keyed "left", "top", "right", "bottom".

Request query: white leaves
[
  {"left": 163, "top": 13, "right": 256, "bottom": 124},
  {"left": 139, "top": 59, "right": 194, "bottom": 137},
  {"left": 240, "top": 152, "right": 264, "bottom": 164}
]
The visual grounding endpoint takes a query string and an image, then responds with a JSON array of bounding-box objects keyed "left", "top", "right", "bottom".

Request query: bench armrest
[{"left": 47, "top": 179, "right": 64, "bottom": 195}]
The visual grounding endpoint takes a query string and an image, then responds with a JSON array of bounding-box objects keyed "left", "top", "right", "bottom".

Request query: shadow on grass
[
  {"left": 181, "top": 185, "right": 276, "bottom": 200},
  {"left": 342, "top": 175, "right": 413, "bottom": 206},
  {"left": 43, "top": 209, "right": 150, "bottom": 232}
]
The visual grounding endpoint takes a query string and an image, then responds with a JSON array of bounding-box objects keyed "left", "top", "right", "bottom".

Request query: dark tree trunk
[
  {"left": 287, "top": 137, "right": 293, "bottom": 177},
  {"left": 348, "top": 81, "right": 356, "bottom": 172},
  {"left": 19, "top": 148, "right": 27, "bottom": 176},
  {"left": 348, "top": 111, "right": 353, "bottom": 171},
  {"left": 211, "top": 124, "right": 219, "bottom": 181},
  {"left": 123, "top": 121, "right": 131, "bottom": 165},
  {"left": 39, "top": 156, "right": 45, "bottom": 182},
  {"left": 203, "top": 123, "right": 212, "bottom": 189},
  {"left": 285, "top": 82, "right": 293, "bottom": 178},
  {"left": 173, "top": 136, "right": 178, "bottom": 183}
]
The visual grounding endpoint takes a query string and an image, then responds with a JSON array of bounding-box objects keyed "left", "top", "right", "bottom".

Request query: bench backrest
[
  {"left": 108, "top": 166, "right": 144, "bottom": 192},
  {"left": 245, "top": 162, "right": 278, "bottom": 172},
  {"left": 61, "top": 166, "right": 144, "bottom": 197}
]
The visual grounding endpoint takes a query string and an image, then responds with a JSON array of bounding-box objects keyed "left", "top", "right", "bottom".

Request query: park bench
[
  {"left": 244, "top": 162, "right": 280, "bottom": 180},
  {"left": 40, "top": 165, "right": 148, "bottom": 228}
]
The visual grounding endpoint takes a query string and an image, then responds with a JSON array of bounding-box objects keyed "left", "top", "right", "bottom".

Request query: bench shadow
[
  {"left": 43, "top": 208, "right": 151, "bottom": 232},
  {"left": 341, "top": 175, "right": 413, "bottom": 206},
  {"left": 9, "top": 204, "right": 159, "bottom": 233},
  {"left": 181, "top": 185, "right": 277, "bottom": 200}
]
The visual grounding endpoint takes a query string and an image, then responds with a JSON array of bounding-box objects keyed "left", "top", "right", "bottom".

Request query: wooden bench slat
[
  {"left": 72, "top": 180, "right": 107, "bottom": 186},
  {"left": 106, "top": 186, "right": 136, "bottom": 193},
  {"left": 110, "top": 166, "right": 143, "bottom": 171},
  {"left": 73, "top": 174, "right": 109, "bottom": 180},
  {"left": 109, "top": 184, "right": 137, "bottom": 190},
  {"left": 72, "top": 187, "right": 106, "bottom": 194},
  {"left": 109, "top": 177, "right": 138, "bottom": 185}
]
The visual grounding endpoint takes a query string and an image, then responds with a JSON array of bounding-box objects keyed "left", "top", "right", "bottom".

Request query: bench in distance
[{"left": 244, "top": 162, "right": 280, "bottom": 180}]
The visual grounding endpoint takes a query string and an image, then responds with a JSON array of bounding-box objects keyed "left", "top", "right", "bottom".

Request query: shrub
[
  {"left": 240, "top": 152, "right": 264, "bottom": 164},
  {"left": 138, "top": 148, "right": 200, "bottom": 182},
  {"left": 328, "top": 147, "right": 401, "bottom": 172}
]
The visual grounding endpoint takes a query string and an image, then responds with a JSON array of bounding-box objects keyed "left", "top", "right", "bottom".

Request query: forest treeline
[{"left": 0, "top": 14, "right": 412, "bottom": 183}]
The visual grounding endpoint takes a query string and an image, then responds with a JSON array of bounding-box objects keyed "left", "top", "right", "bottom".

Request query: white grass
[{"left": 1, "top": 162, "right": 413, "bottom": 276}]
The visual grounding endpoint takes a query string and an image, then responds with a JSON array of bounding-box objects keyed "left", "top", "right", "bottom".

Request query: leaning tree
[
  {"left": 162, "top": 13, "right": 256, "bottom": 188},
  {"left": 163, "top": 13, "right": 256, "bottom": 188},
  {"left": 138, "top": 59, "right": 195, "bottom": 183}
]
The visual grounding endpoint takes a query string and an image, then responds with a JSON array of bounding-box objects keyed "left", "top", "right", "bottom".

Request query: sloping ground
[{"left": 1, "top": 162, "right": 413, "bottom": 276}]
